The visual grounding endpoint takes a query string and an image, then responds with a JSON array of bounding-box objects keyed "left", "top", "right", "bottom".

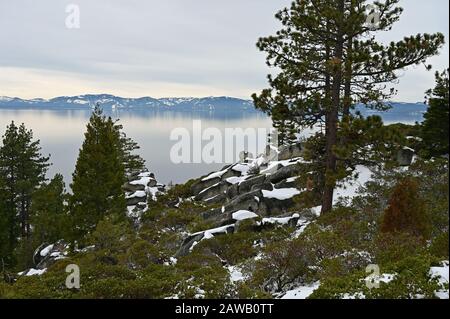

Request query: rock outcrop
[
  {"left": 172, "top": 142, "right": 313, "bottom": 255},
  {"left": 176, "top": 211, "right": 311, "bottom": 257},
  {"left": 123, "top": 169, "right": 166, "bottom": 221},
  {"left": 189, "top": 143, "right": 307, "bottom": 228},
  {"left": 397, "top": 147, "right": 415, "bottom": 166},
  {"left": 17, "top": 240, "right": 71, "bottom": 277}
]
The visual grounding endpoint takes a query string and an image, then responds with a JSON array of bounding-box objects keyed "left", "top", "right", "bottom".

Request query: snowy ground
[
  {"left": 280, "top": 282, "right": 321, "bottom": 299},
  {"left": 430, "top": 261, "right": 449, "bottom": 299},
  {"left": 334, "top": 165, "right": 373, "bottom": 204}
]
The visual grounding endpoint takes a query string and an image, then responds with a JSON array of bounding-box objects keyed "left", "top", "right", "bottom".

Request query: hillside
[{"left": 4, "top": 138, "right": 448, "bottom": 299}]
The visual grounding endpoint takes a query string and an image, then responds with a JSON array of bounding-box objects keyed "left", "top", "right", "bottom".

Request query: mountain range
[
  {"left": 0, "top": 95, "right": 256, "bottom": 112},
  {"left": 0, "top": 94, "right": 427, "bottom": 121}
]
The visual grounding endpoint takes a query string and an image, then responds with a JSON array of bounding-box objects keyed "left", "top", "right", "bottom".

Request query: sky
[{"left": 0, "top": 0, "right": 448, "bottom": 102}]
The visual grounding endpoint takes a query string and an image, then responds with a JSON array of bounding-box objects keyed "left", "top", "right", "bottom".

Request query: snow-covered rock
[
  {"left": 232, "top": 210, "right": 259, "bottom": 221},
  {"left": 262, "top": 188, "right": 301, "bottom": 200},
  {"left": 124, "top": 168, "right": 166, "bottom": 222},
  {"left": 17, "top": 240, "right": 70, "bottom": 277}
]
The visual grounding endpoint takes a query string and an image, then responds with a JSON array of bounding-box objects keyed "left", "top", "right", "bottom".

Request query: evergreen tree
[
  {"left": 421, "top": 69, "right": 449, "bottom": 158},
  {"left": 115, "top": 126, "right": 146, "bottom": 175},
  {"left": 0, "top": 176, "right": 12, "bottom": 267},
  {"left": 272, "top": 102, "right": 299, "bottom": 146},
  {"left": 253, "top": 0, "right": 444, "bottom": 213},
  {"left": 381, "top": 177, "right": 431, "bottom": 240},
  {"left": 69, "top": 106, "right": 127, "bottom": 239},
  {"left": 31, "top": 174, "right": 69, "bottom": 244},
  {"left": 0, "top": 122, "right": 50, "bottom": 243}
]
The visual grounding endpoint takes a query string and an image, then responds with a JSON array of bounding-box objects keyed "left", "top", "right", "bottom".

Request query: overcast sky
[{"left": 0, "top": 0, "right": 448, "bottom": 101}]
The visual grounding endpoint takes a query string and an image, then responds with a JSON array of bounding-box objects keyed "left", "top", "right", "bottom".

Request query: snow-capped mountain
[
  {"left": 0, "top": 94, "right": 256, "bottom": 112},
  {"left": 0, "top": 95, "right": 428, "bottom": 121}
]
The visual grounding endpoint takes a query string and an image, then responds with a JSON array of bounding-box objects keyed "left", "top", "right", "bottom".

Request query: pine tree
[
  {"left": 0, "top": 122, "right": 50, "bottom": 241},
  {"left": 381, "top": 177, "right": 431, "bottom": 240},
  {"left": 0, "top": 175, "right": 12, "bottom": 267},
  {"left": 421, "top": 69, "right": 449, "bottom": 158},
  {"left": 69, "top": 106, "right": 127, "bottom": 239},
  {"left": 31, "top": 174, "right": 69, "bottom": 244},
  {"left": 115, "top": 125, "right": 146, "bottom": 175},
  {"left": 252, "top": 0, "right": 444, "bottom": 213},
  {"left": 272, "top": 102, "right": 299, "bottom": 146}
]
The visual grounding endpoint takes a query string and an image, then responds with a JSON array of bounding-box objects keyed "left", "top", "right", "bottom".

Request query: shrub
[
  {"left": 374, "top": 232, "right": 425, "bottom": 265},
  {"left": 429, "top": 232, "right": 449, "bottom": 259},
  {"left": 318, "top": 206, "right": 377, "bottom": 248},
  {"left": 311, "top": 254, "right": 442, "bottom": 299},
  {"left": 380, "top": 178, "right": 431, "bottom": 240},
  {"left": 249, "top": 239, "right": 310, "bottom": 293},
  {"left": 125, "top": 240, "right": 163, "bottom": 268},
  {"left": 194, "top": 231, "right": 257, "bottom": 265},
  {"left": 176, "top": 251, "right": 232, "bottom": 299}
]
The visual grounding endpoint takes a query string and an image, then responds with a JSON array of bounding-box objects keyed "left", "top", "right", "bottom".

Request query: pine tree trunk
[
  {"left": 322, "top": 0, "right": 345, "bottom": 214},
  {"left": 20, "top": 194, "right": 26, "bottom": 238},
  {"left": 25, "top": 199, "right": 31, "bottom": 238},
  {"left": 343, "top": 37, "right": 353, "bottom": 118}
]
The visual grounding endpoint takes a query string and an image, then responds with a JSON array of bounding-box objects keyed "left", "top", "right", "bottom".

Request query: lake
[
  {"left": 0, "top": 108, "right": 272, "bottom": 186},
  {"left": 0, "top": 106, "right": 424, "bottom": 188}
]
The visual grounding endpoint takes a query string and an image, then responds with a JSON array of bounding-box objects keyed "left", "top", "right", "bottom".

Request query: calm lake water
[
  {"left": 0, "top": 107, "right": 422, "bottom": 188},
  {"left": 0, "top": 109, "right": 272, "bottom": 186}
]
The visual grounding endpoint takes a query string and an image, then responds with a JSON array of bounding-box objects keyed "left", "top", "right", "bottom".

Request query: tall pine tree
[
  {"left": 0, "top": 122, "right": 50, "bottom": 240},
  {"left": 70, "top": 106, "right": 127, "bottom": 239},
  {"left": 253, "top": 0, "right": 444, "bottom": 213},
  {"left": 0, "top": 175, "right": 11, "bottom": 267},
  {"left": 0, "top": 122, "right": 50, "bottom": 268},
  {"left": 31, "top": 174, "right": 69, "bottom": 244},
  {"left": 115, "top": 125, "right": 146, "bottom": 175},
  {"left": 421, "top": 69, "right": 449, "bottom": 158}
]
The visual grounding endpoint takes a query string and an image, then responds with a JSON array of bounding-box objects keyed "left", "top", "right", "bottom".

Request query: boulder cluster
[
  {"left": 123, "top": 169, "right": 166, "bottom": 221},
  {"left": 177, "top": 143, "right": 315, "bottom": 255}
]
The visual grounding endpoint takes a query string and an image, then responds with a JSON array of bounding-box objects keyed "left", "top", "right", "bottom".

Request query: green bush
[
  {"left": 194, "top": 231, "right": 257, "bottom": 265},
  {"left": 124, "top": 240, "right": 163, "bottom": 268},
  {"left": 176, "top": 250, "right": 232, "bottom": 299},
  {"left": 374, "top": 232, "right": 425, "bottom": 266},
  {"left": 248, "top": 239, "right": 310, "bottom": 293},
  {"left": 429, "top": 232, "right": 449, "bottom": 259},
  {"left": 311, "top": 254, "right": 442, "bottom": 299}
]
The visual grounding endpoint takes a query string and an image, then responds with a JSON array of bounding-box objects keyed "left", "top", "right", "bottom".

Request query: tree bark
[
  {"left": 343, "top": 36, "right": 353, "bottom": 118},
  {"left": 322, "top": 0, "right": 345, "bottom": 214}
]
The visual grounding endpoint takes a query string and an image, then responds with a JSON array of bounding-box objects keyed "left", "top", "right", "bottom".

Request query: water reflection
[
  {"left": 0, "top": 109, "right": 272, "bottom": 186},
  {"left": 0, "top": 107, "right": 422, "bottom": 187}
]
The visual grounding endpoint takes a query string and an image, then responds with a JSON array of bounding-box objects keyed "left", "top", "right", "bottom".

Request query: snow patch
[
  {"left": 430, "top": 261, "right": 449, "bottom": 299},
  {"left": 202, "top": 168, "right": 228, "bottom": 181},
  {"left": 227, "top": 265, "right": 246, "bottom": 283},
  {"left": 262, "top": 188, "right": 301, "bottom": 200},
  {"left": 261, "top": 213, "right": 300, "bottom": 226},
  {"left": 40, "top": 244, "right": 54, "bottom": 257},
  {"left": 226, "top": 176, "right": 248, "bottom": 185},
  {"left": 130, "top": 176, "right": 153, "bottom": 186},
  {"left": 334, "top": 166, "right": 372, "bottom": 203},
  {"left": 24, "top": 268, "right": 47, "bottom": 276},
  {"left": 281, "top": 282, "right": 320, "bottom": 299},
  {"left": 126, "top": 191, "right": 146, "bottom": 199},
  {"left": 232, "top": 210, "right": 259, "bottom": 221}
]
